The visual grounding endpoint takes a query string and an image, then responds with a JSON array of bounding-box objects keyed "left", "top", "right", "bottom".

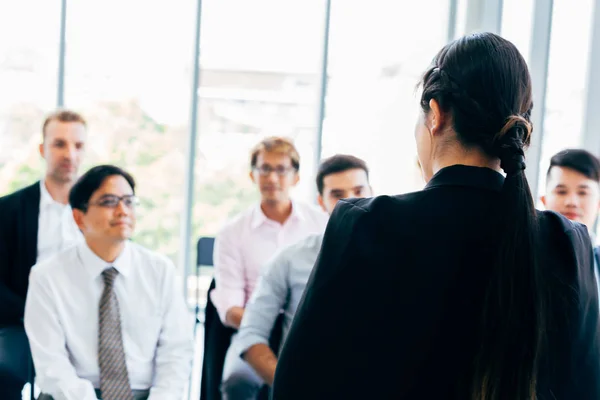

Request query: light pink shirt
[{"left": 211, "top": 201, "right": 328, "bottom": 324}]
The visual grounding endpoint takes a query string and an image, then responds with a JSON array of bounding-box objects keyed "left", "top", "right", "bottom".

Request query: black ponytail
[{"left": 472, "top": 117, "right": 544, "bottom": 400}]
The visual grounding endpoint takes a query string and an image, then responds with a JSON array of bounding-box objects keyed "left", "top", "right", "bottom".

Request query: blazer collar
[{"left": 424, "top": 165, "right": 505, "bottom": 192}]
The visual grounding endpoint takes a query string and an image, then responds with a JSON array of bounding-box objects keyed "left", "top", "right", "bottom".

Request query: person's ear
[
  {"left": 72, "top": 209, "right": 86, "bottom": 232},
  {"left": 292, "top": 172, "right": 300, "bottom": 186},
  {"left": 428, "top": 98, "right": 447, "bottom": 136},
  {"left": 39, "top": 142, "right": 45, "bottom": 159},
  {"left": 317, "top": 194, "right": 326, "bottom": 212},
  {"left": 540, "top": 195, "right": 547, "bottom": 208},
  {"left": 249, "top": 169, "right": 257, "bottom": 184}
]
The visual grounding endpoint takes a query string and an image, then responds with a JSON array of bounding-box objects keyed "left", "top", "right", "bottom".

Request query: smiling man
[
  {"left": 24, "top": 165, "right": 193, "bottom": 400},
  {"left": 0, "top": 109, "right": 87, "bottom": 399}
]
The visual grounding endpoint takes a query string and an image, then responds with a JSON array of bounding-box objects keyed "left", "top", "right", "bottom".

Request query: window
[
  {"left": 321, "top": 0, "right": 450, "bottom": 195},
  {"left": 0, "top": 0, "right": 61, "bottom": 194},
  {"left": 63, "top": 0, "right": 197, "bottom": 265},
  {"left": 501, "top": 0, "right": 535, "bottom": 63},
  {"left": 190, "top": 0, "right": 327, "bottom": 308},
  {"left": 536, "top": 0, "right": 594, "bottom": 196}
]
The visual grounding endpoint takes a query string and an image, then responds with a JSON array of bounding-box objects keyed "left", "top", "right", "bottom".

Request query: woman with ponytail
[{"left": 272, "top": 32, "right": 600, "bottom": 400}]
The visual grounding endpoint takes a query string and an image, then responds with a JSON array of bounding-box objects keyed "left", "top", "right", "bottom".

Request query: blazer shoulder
[
  {"left": 0, "top": 181, "right": 41, "bottom": 207},
  {"left": 538, "top": 209, "right": 595, "bottom": 290},
  {"left": 339, "top": 193, "right": 413, "bottom": 213},
  {"left": 538, "top": 209, "right": 592, "bottom": 250},
  {"left": 330, "top": 195, "right": 405, "bottom": 243},
  {"left": 338, "top": 192, "right": 426, "bottom": 226}
]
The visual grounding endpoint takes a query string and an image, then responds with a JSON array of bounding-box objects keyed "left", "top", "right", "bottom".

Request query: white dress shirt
[
  {"left": 210, "top": 201, "right": 328, "bottom": 323},
  {"left": 37, "top": 180, "right": 82, "bottom": 262},
  {"left": 24, "top": 241, "right": 194, "bottom": 400}
]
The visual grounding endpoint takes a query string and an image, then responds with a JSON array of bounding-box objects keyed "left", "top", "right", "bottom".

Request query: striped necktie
[{"left": 99, "top": 267, "right": 133, "bottom": 400}]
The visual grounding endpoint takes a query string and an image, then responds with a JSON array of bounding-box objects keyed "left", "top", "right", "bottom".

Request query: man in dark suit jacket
[
  {"left": 541, "top": 149, "right": 600, "bottom": 276},
  {"left": 0, "top": 109, "right": 88, "bottom": 398}
]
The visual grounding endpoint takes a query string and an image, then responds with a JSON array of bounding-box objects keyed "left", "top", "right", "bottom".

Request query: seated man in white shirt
[
  {"left": 234, "top": 154, "right": 372, "bottom": 393},
  {"left": 24, "top": 165, "right": 194, "bottom": 400}
]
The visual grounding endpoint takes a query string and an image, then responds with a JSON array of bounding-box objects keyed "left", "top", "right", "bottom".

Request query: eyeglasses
[
  {"left": 253, "top": 165, "right": 296, "bottom": 177},
  {"left": 87, "top": 195, "right": 140, "bottom": 209}
]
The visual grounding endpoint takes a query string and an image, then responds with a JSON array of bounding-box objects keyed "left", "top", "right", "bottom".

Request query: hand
[{"left": 225, "top": 306, "right": 245, "bottom": 329}]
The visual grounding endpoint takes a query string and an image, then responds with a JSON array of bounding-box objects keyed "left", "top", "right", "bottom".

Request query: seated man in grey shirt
[{"left": 232, "top": 154, "right": 372, "bottom": 394}]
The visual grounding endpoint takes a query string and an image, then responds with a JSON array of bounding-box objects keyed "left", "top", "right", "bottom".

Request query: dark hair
[
  {"left": 547, "top": 149, "right": 600, "bottom": 182},
  {"left": 42, "top": 109, "right": 87, "bottom": 138},
  {"left": 420, "top": 33, "right": 543, "bottom": 400},
  {"left": 316, "top": 154, "right": 369, "bottom": 195},
  {"left": 69, "top": 165, "right": 136, "bottom": 212}
]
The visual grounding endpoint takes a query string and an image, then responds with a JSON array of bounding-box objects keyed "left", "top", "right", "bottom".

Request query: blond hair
[
  {"left": 250, "top": 136, "right": 300, "bottom": 170},
  {"left": 42, "top": 109, "right": 87, "bottom": 138}
]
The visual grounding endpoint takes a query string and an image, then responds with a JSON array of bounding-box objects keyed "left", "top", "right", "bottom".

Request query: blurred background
[{"left": 1, "top": 0, "right": 599, "bottom": 311}]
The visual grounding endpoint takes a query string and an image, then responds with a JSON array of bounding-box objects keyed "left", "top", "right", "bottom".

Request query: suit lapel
[{"left": 21, "top": 182, "right": 40, "bottom": 269}]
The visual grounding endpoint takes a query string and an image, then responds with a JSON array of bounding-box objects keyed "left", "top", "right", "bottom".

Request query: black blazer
[
  {"left": 272, "top": 165, "right": 600, "bottom": 400},
  {"left": 0, "top": 182, "right": 41, "bottom": 327},
  {"left": 200, "top": 278, "right": 237, "bottom": 400}
]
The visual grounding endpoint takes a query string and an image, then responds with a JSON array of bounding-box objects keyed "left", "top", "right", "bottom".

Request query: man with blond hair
[
  {"left": 211, "top": 137, "right": 328, "bottom": 400},
  {"left": 0, "top": 109, "right": 88, "bottom": 398}
]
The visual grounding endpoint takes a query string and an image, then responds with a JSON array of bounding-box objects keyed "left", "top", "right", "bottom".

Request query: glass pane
[
  {"left": 0, "top": 0, "right": 61, "bottom": 194},
  {"left": 190, "top": 0, "right": 327, "bottom": 306},
  {"left": 501, "top": 0, "right": 535, "bottom": 63},
  {"left": 64, "top": 0, "right": 196, "bottom": 266},
  {"left": 322, "top": 0, "right": 450, "bottom": 195},
  {"left": 536, "top": 0, "right": 594, "bottom": 197},
  {"left": 454, "top": 0, "right": 469, "bottom": 39}
]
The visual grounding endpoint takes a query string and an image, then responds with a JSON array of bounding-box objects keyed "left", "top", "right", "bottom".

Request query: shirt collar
[
  {"left": 250, "top": 200, "right": 305, "bottom": 230},
  {"left": 40, "top": 179, "right": 71, "bottom": 209},
  {"left": 424, "top": 165, "right": 504, "bottom": 192},
  {"left": 40, "top": 180, "right": 58, "bottom": 207},
  {"left": 78, "top": 240, "right": 132, "bottom": 279}
]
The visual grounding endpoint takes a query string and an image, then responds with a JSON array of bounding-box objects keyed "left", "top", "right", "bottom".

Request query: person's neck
[
  {"left": 44, "top": 176, "right": 73, "bottom": 205},
  {"left": 431, "top": 147, "right": 501, "bottom": 177},
  {"left": 85, "top": 238, "right": 126, "bottom": 263},
  {"left": 260, "top": 199, "right": 293, "bottom": 225}
]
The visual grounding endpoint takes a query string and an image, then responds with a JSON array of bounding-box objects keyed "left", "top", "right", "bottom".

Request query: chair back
[
  {"left": 197, "top": 237, "right": 215, "bottom": 267},
  {"left": 200, "top": 278, "right": 236, "bottom": 400}
]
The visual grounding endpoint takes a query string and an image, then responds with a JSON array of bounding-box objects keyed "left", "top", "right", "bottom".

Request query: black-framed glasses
[
  {"left": 253, "top": 165, "right": 296, "bottom": 177},
  {"left": 87, "top": 195, "right": 140, "bottom": 209}
]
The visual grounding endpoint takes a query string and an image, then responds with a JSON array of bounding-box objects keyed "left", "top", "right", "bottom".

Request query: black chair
[
  {"left": 200, "top": 278, "right": 237, "bottom": 400},
  {"left": 197, "top": 237, "right": 236, "bottom": 400},
  {"left": 28, "top": 357, "right": 35, "bottom": 400},
  {"left": 197, "top": 236, "right": 285, "bottom": 400},
  {"left": 195, "top": 237, "right": 216, "bottom": 327}
]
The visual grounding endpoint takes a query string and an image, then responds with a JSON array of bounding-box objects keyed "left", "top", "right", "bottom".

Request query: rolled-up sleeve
[
  {"left": 211, "top": 225, "right": 246, "bottom": 324},
  {"left": 236, "top": 252, "right": 289, "bottom": 356}
]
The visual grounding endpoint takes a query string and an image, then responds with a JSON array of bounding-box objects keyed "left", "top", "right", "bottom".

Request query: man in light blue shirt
[{"left": 226, "top": 155, "right": 372, "bottom": 397}]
